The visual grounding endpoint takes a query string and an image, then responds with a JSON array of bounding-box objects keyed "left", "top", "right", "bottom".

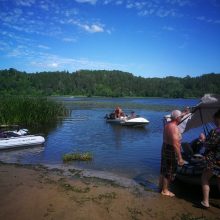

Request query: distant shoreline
[
  {"left": 1, "top": 69, "right": 219, "bottom": 98},
  {"left": 50, "top": 95, "right": 198, "bottom": 99}
]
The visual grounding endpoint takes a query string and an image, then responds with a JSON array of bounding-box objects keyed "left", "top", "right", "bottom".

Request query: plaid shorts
[{"left": 160, "top": 143, "right": 177, "bottom": 180}]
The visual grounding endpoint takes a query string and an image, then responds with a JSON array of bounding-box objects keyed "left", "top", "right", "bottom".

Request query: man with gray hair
[{"left": 160, "top": 109, "right": 185, "bottom": 197}]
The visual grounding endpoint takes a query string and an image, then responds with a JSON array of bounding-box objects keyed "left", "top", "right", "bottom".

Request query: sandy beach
[{"left": 0, "top": 163, "right": 219, "bottom": 220}]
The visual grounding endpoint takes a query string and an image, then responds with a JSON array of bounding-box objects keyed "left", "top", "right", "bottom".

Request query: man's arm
[{"left": 170, "top": 125, "right": 184, "bottom": 165}]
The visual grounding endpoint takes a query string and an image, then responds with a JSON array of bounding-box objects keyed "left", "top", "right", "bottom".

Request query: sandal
[
  {"left": 200, "top": 201, "right": 210, "bottom": 209},
  {"left": 161, "top": 191, "right": 175, "bottom": 197}
]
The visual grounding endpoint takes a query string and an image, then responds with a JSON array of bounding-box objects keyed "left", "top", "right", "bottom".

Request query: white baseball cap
[{"left": 171, "top": 110, "right": 182, "bottom": 119}]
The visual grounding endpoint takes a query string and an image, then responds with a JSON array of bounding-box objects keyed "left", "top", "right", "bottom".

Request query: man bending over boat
[{"left": 160, "top": 110, "right": 185, "bottom": 197}]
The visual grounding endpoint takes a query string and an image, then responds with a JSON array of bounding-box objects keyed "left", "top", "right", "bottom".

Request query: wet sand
[{"left": 0, "top": 163, "right": 219, "bottom": 220}]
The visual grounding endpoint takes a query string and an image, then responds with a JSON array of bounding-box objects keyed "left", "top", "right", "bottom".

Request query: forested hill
[{"left": 0, "top": 68, "right": 219, "bottom": 98}]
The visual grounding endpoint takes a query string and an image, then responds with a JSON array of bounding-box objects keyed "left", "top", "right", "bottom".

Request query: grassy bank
[{"left": 0, "top": 96, "right": 68, "bottom": 127}]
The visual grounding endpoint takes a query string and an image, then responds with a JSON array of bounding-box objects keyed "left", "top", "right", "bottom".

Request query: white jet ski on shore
[{"left": 0, "top": 128, "right": 45, "bottom": 150}]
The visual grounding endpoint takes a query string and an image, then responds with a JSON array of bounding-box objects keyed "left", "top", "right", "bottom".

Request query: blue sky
[{"left": 0, "top": 0, "right": 220, "bottom": 77}]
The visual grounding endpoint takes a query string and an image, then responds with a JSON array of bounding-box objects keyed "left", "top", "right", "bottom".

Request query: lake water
[{"left": 0, "top": 97, "right": 202, "bottom": 186}]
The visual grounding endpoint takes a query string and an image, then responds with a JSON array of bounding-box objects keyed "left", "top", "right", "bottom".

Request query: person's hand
[{"left": 178, "top": 158, "right": 185, "bottom": 166}]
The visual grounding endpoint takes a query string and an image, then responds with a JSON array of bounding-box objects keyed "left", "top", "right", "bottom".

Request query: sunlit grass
[
  {"left": 0, "top": 96, "right": 68, "bottom": 127},
  {"left": 62, "top": 152, "right": 93, "bottom": 162}
]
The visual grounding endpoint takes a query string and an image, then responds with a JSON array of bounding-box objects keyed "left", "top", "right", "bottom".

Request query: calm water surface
[{"left": 0, "top": 97, "right": 202, "bottom": 185}]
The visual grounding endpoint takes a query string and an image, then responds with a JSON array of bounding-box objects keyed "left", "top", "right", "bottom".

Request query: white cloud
[
  {"left": 138, "top": 9, "right": 154, "bottom": 16},
  {"left": 196, "top": 16, "right": 220, "bottom": 25},
  {"left": 31, "top": 61, "right": 59, "bottom": 69},
  {"left": 29, "top": 53, "right": 127, "bottom": 72},
  {"left": 40, "top": 3, "right": 49, "bottom": 11},
  {"left": 162, "top": 26, "right": 175, "bottom": 31},
  {"left": 14, "top": 8, "right": 23, "bottom": 16},
  {"left": 70, "top": 20, "right": 105, "bottom": 33},
  {"left": 156, "top": 8, "right": 177, "bottom": 17},
  {"left": 75, "top": 0, "right": 97, "bottom": 4},
  {"left": 38, "top": 44, "right": 50, "bottom": 50},
  {"left": 103, "top": 0, "right": 123, "bottom": 5},
  {"left": 15, "top": 0, "right": 35, "bottom": 7},
  {"left": 116, "top": 1, "right": 123, "bottom": 5},
  {"left": 104, "top": 0, "right": 112, "bottom": 4},
  {"left": 64, "top": 9, "right": 79, "bottom": 17},
  {"left": 82, "top": 24, "right": 104, "bottom": 33},
  {"left": 62, "top": 37, "right": 77, "bottom": 42},
  {"left": 7, "top": 45, "right": 35, "bottom": 57},
  {"left": 0, "top": 0, "right": 107, "bottom": 43},
  {"left": 106, "top": 29, "right": 112, "bottom": 34},
  {"left": 126, "top": 1, "right": 146, "bottom": 10},
  {"left": 48, "top": 62, "right": 59, "bottom": 68},
  {"left": 134, "top": 2, "right": 147, "bottom": 10},
  {"left": 0, "top": 41, "right": 10, "bottom": 51},
  {"left": 126, "top": 3, "right": 134, "bottom": 9},
  {"left": 196, "top": 16, "right": 205, "bottom": 21},
  {"left": 125, "top": 0, "right": 182, "bottom": 18},
  {"left": 166, "top": 0, "right": 191, "bottom": 7}
]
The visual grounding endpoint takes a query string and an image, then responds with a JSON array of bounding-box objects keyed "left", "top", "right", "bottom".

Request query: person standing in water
[{"left": 160, "top": 110, "right": 185, "bottom": 197}]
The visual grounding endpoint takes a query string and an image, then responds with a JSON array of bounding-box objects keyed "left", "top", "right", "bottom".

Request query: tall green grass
[{"left": 0, "top": 96, "right": 68, "bottom": 127}]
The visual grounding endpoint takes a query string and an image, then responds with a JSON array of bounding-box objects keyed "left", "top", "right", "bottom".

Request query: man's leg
[
  {"left": 201, "top": 169, "right": 213, "bottom": 207},
  {"left": 161, "top": 175, "right": 175, "bottom": 197}
]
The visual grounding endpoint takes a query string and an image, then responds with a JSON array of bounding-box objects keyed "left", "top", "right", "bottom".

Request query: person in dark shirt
[{"left": 191, "top": 133, "right": 206, "bottom": 154}]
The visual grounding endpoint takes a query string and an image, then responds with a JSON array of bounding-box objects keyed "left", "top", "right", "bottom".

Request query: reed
[
  {"left": 62, "top": 152, "right": 93, "bottom": 162},
  {"left": 0, "top": 96, "right": 68, "bottom": 127}
]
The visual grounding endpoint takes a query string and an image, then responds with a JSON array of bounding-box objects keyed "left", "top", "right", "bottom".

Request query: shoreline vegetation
[
  {"left": 0, "top": 96, "right": 68, "bottom": 129},
  {"left": 0, "top": 68, "right": 219, "bottom": 98},
  {"left": 51, "top": 95, "right": 199, "bottom": 99},
  {"left": 0, "top": 162, "right": 219, "bottom": 220},
  {"left": 0, "top": 95, "right": 180, "bottom": 133},
  {"left": 62, "top": 152, "right": 93, "bottom": 162}
]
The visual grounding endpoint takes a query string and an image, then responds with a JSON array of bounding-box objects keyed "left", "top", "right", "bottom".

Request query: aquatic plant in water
[
  {"left": 0, "top": 96, "right": 68, "bottom": 127},
  {"left": 62, "top": 152, "right": 93, "bottom": 162}
]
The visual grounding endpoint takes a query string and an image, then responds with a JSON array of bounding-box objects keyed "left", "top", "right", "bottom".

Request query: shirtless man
[
  {"left": 115, "top": 106, "right": 122, "bottom": 118},
  {"left": 160, "top": 110, "right": 185, "bottom": 197}
]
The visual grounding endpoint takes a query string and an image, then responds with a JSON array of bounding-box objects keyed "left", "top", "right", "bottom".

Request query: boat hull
[
  {"left": 0, "top": 135, "right": 45, "bottom": 150},
  {"left": 176, "top": 164, "right": 217, "bottom": 186},
  {"left": 106, "top": 117, "right": 149, "bottom": 127}
]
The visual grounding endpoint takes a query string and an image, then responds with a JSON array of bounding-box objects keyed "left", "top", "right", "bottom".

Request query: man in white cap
[{"left": 160, "top": 109, "right": 185, "bottom": 197}]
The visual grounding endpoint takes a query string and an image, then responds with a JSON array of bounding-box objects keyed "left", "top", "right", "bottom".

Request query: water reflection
[{"left": 0, "top": 145, "right": 44, "bottom": 164}]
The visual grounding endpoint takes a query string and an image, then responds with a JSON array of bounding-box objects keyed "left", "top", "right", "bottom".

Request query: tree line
[{"left": 0, "top": 68, "right": 219, "bottom": 98}]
